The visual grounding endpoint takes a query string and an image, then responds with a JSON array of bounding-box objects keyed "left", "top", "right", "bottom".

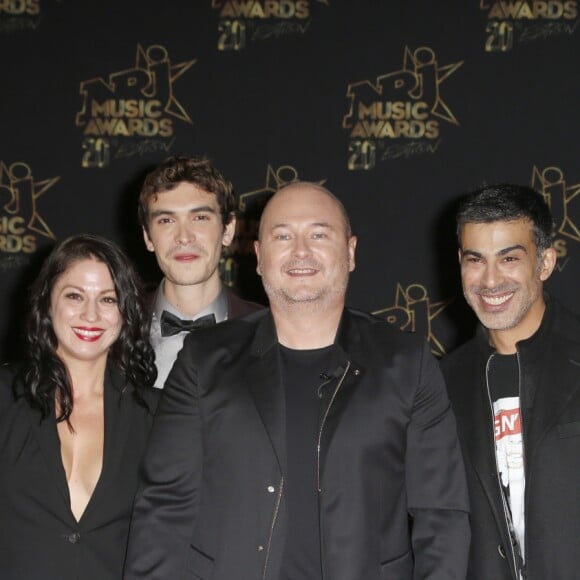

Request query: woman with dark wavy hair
[{"left": 0, "top": 234, "right": 158, "bottom": 580}]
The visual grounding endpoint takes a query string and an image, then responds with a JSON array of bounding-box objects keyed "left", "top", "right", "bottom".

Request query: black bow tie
[{"left": 160, "top": 311, "right": 217, "bottom": 337}]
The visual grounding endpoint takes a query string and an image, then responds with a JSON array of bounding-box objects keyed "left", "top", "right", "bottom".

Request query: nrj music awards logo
[
  {"left": 480, "top": 0, "right": 578, "bottom": 52},
  {"left": 0, "top": 0, "right": 40, "bottom": 33},
  {"left": 342, "top": 47, "right": 463, "bottom": 171},
  {"left": 75, "top": 44, "right": 195, "bottom": 168},
  {"left": 221, "top": 164, "right": 325, "bottom": 291},
  {"left": 238, "top": 163, "right": 325, "bottom": 214},
  {"left": 372, "top": 283, "right": 451, "bottom": 357},
  {"left": 211, "top": 0, "right": 329, "bottom": 51},
  {"left": 0, "top": 161, "right": 58, "bottom": 269},
  {"left": 531, "top": 165, "right": 580, "bottom": 270}
]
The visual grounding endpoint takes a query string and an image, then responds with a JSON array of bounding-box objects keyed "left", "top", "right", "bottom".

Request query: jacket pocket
[
  {"left": 185, "top": 544, "right": 215, "bottom": 580},
  {"left": 557, "top": 421, "right": 580, "bottom": 439},
  {"left": 380, "top": 550, "right": 413, "bottom": 579}
]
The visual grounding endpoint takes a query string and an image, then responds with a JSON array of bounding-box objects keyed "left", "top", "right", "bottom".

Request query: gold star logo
[
  {"left": 373, "top": 283, "right": 452, "bottom": 357},
  {"left": 343, "top": 46, "right": 463, "bottom": 129},
  {"left": 532, "top": 165, "right": 580, "bottom": 242},
  {"left": 0, "top": 161, "right": 59, "bottom": 239},
  {"left": 239, "top": 164, "right": 325, "bottom": 212}
]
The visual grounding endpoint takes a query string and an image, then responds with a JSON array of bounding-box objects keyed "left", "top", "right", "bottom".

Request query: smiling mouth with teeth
[
  {"left": 73, "top": 328, "right": 104, "bottom": 339},
  {"left": 479, "top": 292, "right": 514, "bottom": 306},
  {"left": 288, "top": 268, "right": 317, "bottom": 275}
]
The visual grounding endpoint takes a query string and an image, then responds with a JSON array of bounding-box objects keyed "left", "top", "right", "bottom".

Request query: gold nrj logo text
[
  {"left": 76, "top": 44, "right": 195, "bottom": 168},
  {"left": 0, "top": 0, "right": 39, "bottom": 15},
  {"left": 373, "top": 283, "right": 451, "bottom": 357},
  {"left": 343, "top": 47, "right": 462, "bottom": 171},
  {"left": 0, "top": 0, "right": 41, "bottom": 33},
  {"left": 531, "top": 165, "right": 579, "bottom": 268},
  {"left": 0, "top": 161, "right": 58, "bottom": 257},
  {"left": 212, "top": 0, "right": 329, "bottom": 50},
  {"left": 481, "top": 1, "right": 579, "bottom": 52}
]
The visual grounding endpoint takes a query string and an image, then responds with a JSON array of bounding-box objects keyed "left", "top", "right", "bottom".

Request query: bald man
[{"left": 125, "top": 182, "right": 470, "bottom": 580}]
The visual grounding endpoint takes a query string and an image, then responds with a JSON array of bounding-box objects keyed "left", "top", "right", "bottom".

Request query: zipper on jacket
[
  {"left": 261, "top": 476, "right": 284, "bottom": 580},
  {"left": 316, "top": 361, "right": 351, "bottom": 492},
  {"left": 317, "top": 361, "right": 351, "bottom": 580},
  {"left": 514, "top": 350, "right": 527, "bottom": 580},
  {"left": 485, "top": 353, "right": 525, "bottom": 579}
]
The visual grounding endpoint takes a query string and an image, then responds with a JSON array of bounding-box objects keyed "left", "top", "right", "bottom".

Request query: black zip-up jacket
[
  {"left": 126, "top": 308, "right": 470, "bottom": 579},
  {"left": 441, "top": 295, "right": 580, "bottom": 580}
]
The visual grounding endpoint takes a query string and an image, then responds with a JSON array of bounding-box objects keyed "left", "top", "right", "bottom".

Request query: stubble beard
[
  {"left": 263, "top": 271, "right": 349, "bottom": 315},
  {"left": 465, "top": 278, "right": 542, "bottom": 331}
]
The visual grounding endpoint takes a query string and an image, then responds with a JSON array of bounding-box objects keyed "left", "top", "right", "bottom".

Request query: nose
[
  {"left": 175, "top": 220, "right": 195, "bottom": 245},
  {"left": 482, "top": 262, "right": 502, "bottom": 289},
  {"left": 81, "top": 298, "right": 99, "bottom": 322},
  {"left": 292, "top": 235, "right": 311, "bottom": 257}
]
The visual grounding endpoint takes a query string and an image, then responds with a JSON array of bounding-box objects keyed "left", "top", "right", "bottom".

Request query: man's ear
[
  {"left": 222, "top": 215, "right": 236, "bottom": 247},
  {"left": 539, "top": 247, "right": 557, "bottom": 281},
  {"left": 348, "top": 236, "right": 357, "bottom": 272},
  {"left": 143, "top": 227, "right": 155, "bottom": 253},
  {"left": 254, "top": 240, "right": 262, "bottom": 276}
]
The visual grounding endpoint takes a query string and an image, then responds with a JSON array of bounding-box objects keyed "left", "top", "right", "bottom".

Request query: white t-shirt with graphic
[{"left": 493, "top": 396, "right": 525, "bottom": 566}]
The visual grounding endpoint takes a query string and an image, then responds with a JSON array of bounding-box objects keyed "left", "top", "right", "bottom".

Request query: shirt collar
[{"left": 152, "top": 279, "right": 228, "bottom": 324}]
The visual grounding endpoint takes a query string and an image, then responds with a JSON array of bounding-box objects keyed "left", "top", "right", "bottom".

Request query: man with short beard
[
  {"left": 125, "top": 181, "right": 470, "bottom": 580},
  {"left": 441, "top": 183, "right": 580, "bottom": 579}
]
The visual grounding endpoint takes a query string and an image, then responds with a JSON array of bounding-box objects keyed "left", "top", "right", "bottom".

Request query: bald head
[
  {"left": 254, "top": 181, "right": 356, "bottom": 314},
  {"left": 258, "top": 182, "right": 352, "bottom": 241}
]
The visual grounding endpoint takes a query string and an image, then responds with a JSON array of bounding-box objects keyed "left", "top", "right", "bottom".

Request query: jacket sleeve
[
  {"left": 124, "top": 338, "right": 202, "bottom": 579},
  {"left": 406, "top": 341, "right": 470, "bottom": 579}
]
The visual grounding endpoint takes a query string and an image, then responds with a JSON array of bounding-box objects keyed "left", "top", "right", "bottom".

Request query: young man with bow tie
[{"left": 138, "top": 155, "right": 262, "bottom": 388}]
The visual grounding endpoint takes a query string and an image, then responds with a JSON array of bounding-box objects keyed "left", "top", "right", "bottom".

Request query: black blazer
[
  {"left": 0, "top": 363, "right": 159, "bottom": 580},
  {"left": 441, "top": 296, "right": 580, "bottom": 579},
  {"left": 125, "top": 308, "right": 470, "bottom": 580}
]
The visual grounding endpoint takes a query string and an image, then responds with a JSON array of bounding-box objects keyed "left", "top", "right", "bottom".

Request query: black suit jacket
[
  {"left": 147, "top": 284, "right": 264, "bottom": 388},
  {"left": 0, "top": 363, "right": 158, "bottom": 580},
  {"left": 125, "top": 308, "right": 470, "bottom": 580},
  {"left": 441, "top": 296, "right": 580, "bottom": 579}
]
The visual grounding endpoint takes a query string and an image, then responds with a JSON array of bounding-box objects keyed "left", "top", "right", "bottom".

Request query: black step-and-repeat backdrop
[{"left": 1, "top": 0, "right": 579, "bottom": 360}]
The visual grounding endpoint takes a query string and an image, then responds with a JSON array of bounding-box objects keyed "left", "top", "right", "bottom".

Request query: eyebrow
[
  {"left": 149, "top": 205, "right": 218, "bottom": 219},
  {"left": 461, "top": 244, "right": 527, "bottom": 258},
  {"left": 270, "top": 222, "right": 334, "bottom": 230},
  {"left": 62, "top": 284, "right": 117, "bottom": 295}
]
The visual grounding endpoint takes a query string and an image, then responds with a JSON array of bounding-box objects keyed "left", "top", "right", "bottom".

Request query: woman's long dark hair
[{"left": 19, "top": 234, "right": 157, "bottom": 422}]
